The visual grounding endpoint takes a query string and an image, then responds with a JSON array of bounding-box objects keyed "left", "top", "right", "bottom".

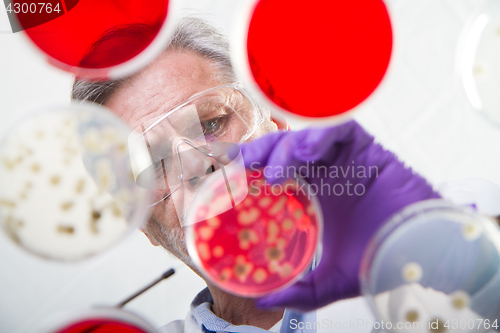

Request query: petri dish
[
  {"left": 231, "top": 0, "right": 393, "bottom": 122},
  {"left": 360, "top": 199, "right": 500, "bottom": 333},
  {"left": 459, "top": 0, "right": 500, "bottom": 128},
  {"left": 39, "top": 308, "right": 157, "bottom": 333},
  {"left": 0, "top": 104, "right": 152, "bottom": 261},
  {"left": 185, "top": 168, "right": 322, "bottom": 297},
  {"left": 6, "top": 0, "right": 179, "bottom": 80}
]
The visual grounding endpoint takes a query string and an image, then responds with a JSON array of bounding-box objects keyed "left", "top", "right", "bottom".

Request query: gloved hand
[{"left": 239, "top": 120, "right": 441, "bottom": 311}]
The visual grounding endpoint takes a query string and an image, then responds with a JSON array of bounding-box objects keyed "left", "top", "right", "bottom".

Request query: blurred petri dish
[
  {"left": 7, "top": 0, "right": 179, "bottom": 80},
  {"left": 231, "top": 0, "right": 392, "bottom": 122},
  {"left": 0, "top": 104, "right": 152, "bottom": 261},
  {"left": 459, "top": 0, "right": 500, "bottom": 128},
  {"left": 39, "top": 308, "right": 157, "bottom": 333},
  {"left": 185, "top": 168, "right": 322, "bottom": 297},
  {"left": 360, "top": 200, "right": 500, "bottom": 333}
]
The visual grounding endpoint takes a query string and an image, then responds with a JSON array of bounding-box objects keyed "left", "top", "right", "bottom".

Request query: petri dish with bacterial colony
[
  {"left": 231, "top": 0, "right": 393, "bottom": 122},
  {"left": 360, "top": 200, "right": 500, "bottom": 333},
  {"left": 0, "top": 104, "right": 152, "bottom": 261},
  {"left": 6, "top": 0, "right": 179, "bottom": 80},
  {"left": 185, "top": 167, "right": 322, "bottom": 297}
]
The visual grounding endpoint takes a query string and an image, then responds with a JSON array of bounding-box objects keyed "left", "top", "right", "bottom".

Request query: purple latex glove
[{"left": 240, "top": 120, "right": 441, "bottom": 311}]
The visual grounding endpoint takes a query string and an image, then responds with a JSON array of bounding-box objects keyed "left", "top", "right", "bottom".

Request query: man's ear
[
  {"left": 271, "top": 116, "right": 290, "bottom": 130},
  {"left": 140, "top": 226, "right": 160, "bottom": 247}
]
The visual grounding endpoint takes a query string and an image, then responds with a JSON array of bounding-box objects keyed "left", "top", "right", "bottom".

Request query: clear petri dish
[
  {"left": 230, "top": 0, "right": 393, "bottom": 123},
  {"left": 39, "top": 307, "right": 157, "bottom": 333},
  {"left": 7, "top": 0, "right": 180, "bottom": 80},
  {"left": 360, "top": 199, "right": 500, "bottom": 333},
  {"left": 459, "top": 0, "right": 500, "bottom": 128},
  {"left": 185, "top": 168, "right": 322, "bottom": 297},
  {"left": 0, "top": 103, "right": 152, "bottom": 261}
]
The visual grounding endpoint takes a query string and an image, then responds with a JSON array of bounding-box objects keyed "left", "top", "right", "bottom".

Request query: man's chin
[
  {"left": 154, "top": 226, "right": 202, "bottom": 275},
  {"left": 167, "top": 242, "right": 203, "bottom": 276},
  {"left": 164, "top": 240, "right": 190, "bottom": 264},
  {"left": 147, "top": 212, "right": 205, "bottom": 277}
]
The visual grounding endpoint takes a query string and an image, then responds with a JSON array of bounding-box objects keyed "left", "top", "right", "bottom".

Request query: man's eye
[{"left": 201, "top": 117, "right": 226, "bottom": 136}]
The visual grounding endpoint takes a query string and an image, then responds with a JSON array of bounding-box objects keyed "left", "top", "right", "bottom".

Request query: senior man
[
  {"left": 73, "top": 18, "right": 292, "bottom": 332},
  {"left": 72, "top": 17, "right": 439, "bottom": 332}
]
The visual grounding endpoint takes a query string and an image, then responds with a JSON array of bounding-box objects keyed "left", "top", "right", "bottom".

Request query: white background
[{"left": 1, "top": 0, "right": 500, "bottom": 332}]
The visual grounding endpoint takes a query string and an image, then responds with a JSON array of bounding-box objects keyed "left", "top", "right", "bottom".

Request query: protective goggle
[{"left": 128, "top": 83, "right": 264, "bottom": 214}]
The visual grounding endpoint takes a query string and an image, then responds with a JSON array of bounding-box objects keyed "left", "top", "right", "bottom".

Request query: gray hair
[{"left": 71, "top": 17, "right": 236, "bottom": 105}]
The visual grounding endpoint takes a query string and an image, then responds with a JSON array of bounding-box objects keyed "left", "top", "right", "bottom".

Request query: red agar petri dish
[
  {"left": 54, "top": 319, "right": 148, "bottom": 333},
  {"left": 185, "top": 169, "right": 322, "bottom": 297},
  {"left": 236, "top": 0, "right": 393, "bottom": 120},
  {"left": 9, "top": 0, "right": 178, "bottom": 79},
  {"left": 40, "top": 308, "right": 157, "bottom": 333}
]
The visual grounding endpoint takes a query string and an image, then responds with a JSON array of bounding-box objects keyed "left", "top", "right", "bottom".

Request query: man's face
[{"left": 106, "top": 50, "right": 278, "bottom": 264}]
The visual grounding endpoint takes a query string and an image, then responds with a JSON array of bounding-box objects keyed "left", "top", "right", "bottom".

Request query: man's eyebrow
[{"left": 195, "top": 101, "right": 217, "bottom": 116}]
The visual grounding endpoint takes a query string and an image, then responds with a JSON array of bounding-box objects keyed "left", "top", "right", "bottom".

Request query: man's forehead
[{"left": 106, "top": 50, "right": 221, "bottom": 129}]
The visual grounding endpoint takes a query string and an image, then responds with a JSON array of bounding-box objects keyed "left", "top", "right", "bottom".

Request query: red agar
[{"left": 188, "top": 170, "right": 320, "bottom": 296}]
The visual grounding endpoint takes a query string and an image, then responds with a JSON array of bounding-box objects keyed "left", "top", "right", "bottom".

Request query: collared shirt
[{"left": 158, "top": 288, "right": 317, "bottom": 333}]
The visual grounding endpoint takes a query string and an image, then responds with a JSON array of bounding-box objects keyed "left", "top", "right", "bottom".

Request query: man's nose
[{"left": 173, "top": 139, "right": 218, "bottom": 192}]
